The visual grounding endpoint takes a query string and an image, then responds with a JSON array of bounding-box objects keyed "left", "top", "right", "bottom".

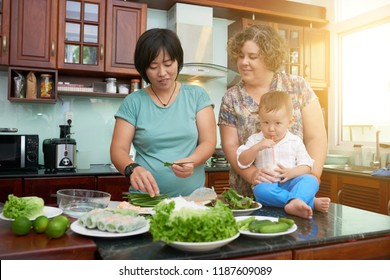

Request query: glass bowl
[{"left": 57, "top": 189, "right": 111, "bottom": 218}]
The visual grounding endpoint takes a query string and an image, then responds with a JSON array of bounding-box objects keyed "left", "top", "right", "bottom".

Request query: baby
[{"left": 237, "top": 91, "right": 329, "bottom": 219}]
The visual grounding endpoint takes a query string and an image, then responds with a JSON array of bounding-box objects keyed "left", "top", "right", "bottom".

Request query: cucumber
[
  {"left": 259, "top": 222, "right": 290, "bottom": 233},
  {"left": 248, "top": 219, "right": 274, "bottom": 233},
  {"left": 278, "top": 217, "right": 295, "bottom": 227}
]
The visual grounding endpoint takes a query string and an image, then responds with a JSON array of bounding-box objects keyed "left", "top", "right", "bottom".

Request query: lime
[
  {"left": 33, "top": 215, "right": 50, "bottom": 233},
  {"left": 45, "top": 216, "right": 69, "bottom": 239},
  {"left": 11, "top": 216, "right": 32, "bottom": 236},
  {"left": 51, "top": 215, "right": 70, "bottom": 229}
]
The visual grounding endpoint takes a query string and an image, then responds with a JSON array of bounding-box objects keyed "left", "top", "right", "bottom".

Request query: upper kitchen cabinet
[
  {"left": 57, "top": 0, "right": 105, "bottom": 72},
  {"left": 273, "top": 23, "right": 304, "bottom": 77},
  {"left": 0, "top": 0, "right": 10, "bottom": 65},
  {"left": 105, "top": 0, "right": 146, "bottom": 75},
  {"left": 57, "top": 0, "right": 146, "bottom": 75},
  {"left": 10, "top": 0, "right": 58, "bottom": 69},
  {"left": 303, "top": 27, "right": 330, "bottom": 89}
]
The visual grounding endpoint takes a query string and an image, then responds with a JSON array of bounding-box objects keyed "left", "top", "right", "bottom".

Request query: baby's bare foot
[
  {"left": 314, "top": 197, "right": 331, "bottom": 213},
  {"left": 284, "top": 199, "right": 313, "bottom": 219}
]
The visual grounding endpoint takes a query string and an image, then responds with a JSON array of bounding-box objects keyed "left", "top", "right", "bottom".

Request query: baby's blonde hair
[{"left": 259, "top": 91, "right": 293, "bottom": 117}]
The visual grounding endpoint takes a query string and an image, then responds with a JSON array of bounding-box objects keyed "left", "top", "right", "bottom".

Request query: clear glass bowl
[{"left": 57, "top": 189, "right": 111, "bottom": 218}]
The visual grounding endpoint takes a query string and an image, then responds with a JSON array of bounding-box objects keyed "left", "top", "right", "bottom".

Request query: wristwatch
[{"left": 124, "top": 163, "right": 140, "bottom": 178}]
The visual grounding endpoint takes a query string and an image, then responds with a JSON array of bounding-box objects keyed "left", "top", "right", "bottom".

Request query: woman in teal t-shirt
[{"left": 110, "top": 28, "right": 216, "bottom": 197}]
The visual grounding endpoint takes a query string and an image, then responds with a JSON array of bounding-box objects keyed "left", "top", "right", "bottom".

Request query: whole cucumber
[
  {"left": 259, "top": 222, "right": 290, "bottom": 233},
  {"left": 278, "top": 217, "right": 295, "bottom": 227},
  {"left": 248, "top": 220, "right": 273, "bottom": 233}
]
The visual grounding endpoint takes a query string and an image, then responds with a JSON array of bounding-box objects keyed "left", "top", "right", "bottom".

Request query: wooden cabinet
[
  {"left": 105, "top": 0, "right": 146, "bottom": 75},
  {"left": 57, "top": 0, "right": 105, "bottom": 72},
  {"left": 10, "top": 0, "right": 58, "bottom": 68},
  {"left": 206, "top": 171, "right": 230, "bottom": 194},
  {"left": 24, "top": 176, "right": 95, "bottom": 205},
  {"left": 337, "top": 175, "right": 388, "bottom": 215},
  {"left": 0, "top": 0, "right": 10, "bottom": 65},
  {"left": 303, "top": 27, "right": 329, "bottom": 89},
  {"left": 320, "top": 170, "right": 390, "bottom": 215},
  {"left": 96, "top": 175, "right": 129, "bottom": 201},
  {"left": 57, "top": 0, "right": 146, "bottom": 75},
  {"left": 0, "top": 179, "right": 23, "bottom": 203},
  {"left": 274, "top": 23, "right": 304, "bottom": 76},
  {"left": 7, "top": 67, "right": 58, "bottom": 103},
  {"left": 318, "top": 171, "right": 337, "bottom": 201}
]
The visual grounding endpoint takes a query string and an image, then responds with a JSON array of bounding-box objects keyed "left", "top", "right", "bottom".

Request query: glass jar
[
  {"left": 39, "top": 74, "right": 53, "bottom": 99},
  {"left": 130, "top": 79, "right": 140, "bottom": 93},
  {"left": 106, "top": 78, "right": 117, "bottom": 93}
]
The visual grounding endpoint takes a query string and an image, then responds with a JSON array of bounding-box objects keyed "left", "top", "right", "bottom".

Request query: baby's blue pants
[{"left": 253, "top": 174, "right": 319, "bottom": 209}]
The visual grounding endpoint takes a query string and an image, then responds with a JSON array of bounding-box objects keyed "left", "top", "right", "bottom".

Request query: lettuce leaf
[
  {"left": 149, "top": 199, "right": 238, "bottom": 243},
  {"left": 2, "top": 194, "right": 44, "bottom": 219}
]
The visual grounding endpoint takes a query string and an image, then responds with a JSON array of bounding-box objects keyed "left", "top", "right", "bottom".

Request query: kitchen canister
[
  {"left": 106, "top": 78, "right": 117, "bottom": 93},
  {"left": 130, "top": 79, "right": 140, "bottom": 93},
  {"left": 39, "top": 74, "right": 53, "bottom": 99}
]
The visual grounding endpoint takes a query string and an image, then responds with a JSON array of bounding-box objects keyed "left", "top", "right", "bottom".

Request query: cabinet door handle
[
  {"left": 51, "top": 40, "right": 55, "bottom": 56},
  {"left": 337, "top": 189, "right": 342, "bottom": 203},
  {"left": 388, "top": 200, "right": 390, "bottom": 215},
  {"left": 100, "top": 44, "right": 104, "bottom": 60},
  {"left": 2, "top": 35, "right": 7, "bottom": 53}
]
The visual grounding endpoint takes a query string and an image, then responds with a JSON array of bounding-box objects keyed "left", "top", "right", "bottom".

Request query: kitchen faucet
[{"left": 370, "top": 130, "right": 381, "bottom": 169}]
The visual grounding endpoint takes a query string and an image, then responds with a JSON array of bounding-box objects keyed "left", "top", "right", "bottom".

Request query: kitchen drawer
[
  {"left": 0, "top": 179, "right": 23, "bottom": 203},
  {"left": 207, "top": 171, "right": 230, "bottom": 194},
  {"left": 24, "top": 176, "right": 96, "bottom": 205},
  {"left": 96, "top": 176, "right": 129, "bottom": 201}
]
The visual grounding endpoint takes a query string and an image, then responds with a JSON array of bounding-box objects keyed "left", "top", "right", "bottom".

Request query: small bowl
[
  {"left": 57, "top": 189, "right": 111, "bottom": 218},
  {"left": 325, "top": 154, "right": 350, "bottom": 165}
]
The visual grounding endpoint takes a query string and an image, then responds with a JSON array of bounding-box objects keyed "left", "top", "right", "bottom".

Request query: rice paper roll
[
  {"left": 105, "top": 208, "right": 139, "bottom": 217},
  {"left": 96, "top": 215, "right": 120, "bottom": 232},
  {"left": 115, "top": 216, "right": 147, "bottom": 233},
  {"left": 78, "top": 208, "right": 104, "bottom": 227},
  {"left": 85, "top": 210, "right": 112, "bottom": 229}
]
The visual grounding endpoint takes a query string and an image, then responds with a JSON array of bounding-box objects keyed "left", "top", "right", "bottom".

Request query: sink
[{"left": 323, "top": 164, "right": 376, "bottom": 174}]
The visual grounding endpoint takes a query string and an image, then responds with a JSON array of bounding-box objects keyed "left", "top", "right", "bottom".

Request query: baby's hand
[{"left": 258, "top": 138, "right": 275, "bottom": 150}]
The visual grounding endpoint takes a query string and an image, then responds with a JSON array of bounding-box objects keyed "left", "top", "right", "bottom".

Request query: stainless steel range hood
[{"left": 168, "top": 3, "right": 236, "bottom": 81}]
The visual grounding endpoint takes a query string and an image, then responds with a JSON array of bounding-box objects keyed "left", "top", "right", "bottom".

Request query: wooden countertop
[{"left": 0, "top": 217, "right": 96, "bottom": 260}]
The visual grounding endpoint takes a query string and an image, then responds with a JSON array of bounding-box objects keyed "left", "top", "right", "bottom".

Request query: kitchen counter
[
  {"left": 93, "top": 203, "right": 390, "bottom": 260},
  {"left": 1, "top": 203, "right": 390, "bottom": 260}
]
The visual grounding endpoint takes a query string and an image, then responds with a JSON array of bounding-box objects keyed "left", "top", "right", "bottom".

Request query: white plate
[
  {"left": 167, "top": 233, "right": 240, "bottom": 252},
  {"left": 231, "top": 202, "right": 262, "bottom": 216},
  {"left": 0, "top": 206, "right": 63, "bottom": 221},
  {"left": 236, "top": 216, "right": 297, "bottom": 238},
  {"left": 70, "top": 220, "right": 149, "bottom": 238}
]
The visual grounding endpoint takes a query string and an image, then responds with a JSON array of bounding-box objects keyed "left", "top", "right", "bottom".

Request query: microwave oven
[{"left": 0, "top": 134, "right": 39, "bottom": 171}]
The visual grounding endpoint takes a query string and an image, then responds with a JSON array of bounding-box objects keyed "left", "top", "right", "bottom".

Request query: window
[{"left": 340, "top": 21, "right": 390, "bottom": 143}]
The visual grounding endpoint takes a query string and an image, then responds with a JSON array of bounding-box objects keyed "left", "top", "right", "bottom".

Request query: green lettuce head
[
  {"left": 149, "top": 198, "right": 238, "bottom": 243},
  {"left": 3, "top": 194, "right": 44, "bottom": 219}
]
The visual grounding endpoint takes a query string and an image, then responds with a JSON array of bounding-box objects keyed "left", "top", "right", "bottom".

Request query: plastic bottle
[{"left": 353, "top": 144, "right": 362, "bottom": 166}]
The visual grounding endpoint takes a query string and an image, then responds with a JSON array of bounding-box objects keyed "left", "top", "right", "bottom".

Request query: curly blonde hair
[{"left": 227, "top": 24, "right": 287, "bottom": 72}]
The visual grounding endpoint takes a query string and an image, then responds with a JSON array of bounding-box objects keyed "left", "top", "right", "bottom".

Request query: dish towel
[{"left": 371, "top": 166, "right": 390, "bottom": 176}]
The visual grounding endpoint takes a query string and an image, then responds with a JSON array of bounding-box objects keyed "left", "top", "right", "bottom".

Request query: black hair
[{"left": 134, "top": 28, "right": 184, "bottom": 84}]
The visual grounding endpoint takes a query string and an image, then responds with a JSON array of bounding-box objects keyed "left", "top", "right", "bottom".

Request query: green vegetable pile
[
  {"left": 149, "top": 199, "right": 238, "bottom": 243},
  {"left": 125, "top": 193, "right": 169, "bottom": 207},
  {"left": 221, "top": 188, "right": 254, "bottom": 209},
  {"left": 2, "top": 194, "right": 44, "bottom": 219}
]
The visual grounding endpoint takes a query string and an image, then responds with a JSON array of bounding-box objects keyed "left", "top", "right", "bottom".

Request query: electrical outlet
[{"left": 65, "top": 112, "right": 74, "bottom": 124}]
